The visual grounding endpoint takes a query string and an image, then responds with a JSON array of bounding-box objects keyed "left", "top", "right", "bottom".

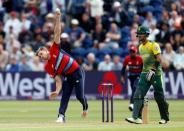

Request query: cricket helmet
[{"left": 136, "top": 26, "right": 150, "bottom": 37}]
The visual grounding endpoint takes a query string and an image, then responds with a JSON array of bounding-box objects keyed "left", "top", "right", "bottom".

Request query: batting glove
[{"left": 146, "top": 69, "right": 156, "bottom": 81}]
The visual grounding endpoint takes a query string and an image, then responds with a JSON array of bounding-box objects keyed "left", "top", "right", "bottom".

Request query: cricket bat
[{"left": 142, "top": 98, "right": 148, "bottom": 124}]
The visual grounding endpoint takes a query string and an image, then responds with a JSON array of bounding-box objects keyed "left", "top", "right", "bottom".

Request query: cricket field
[{"left": 0, "top": 100, "right": 183, "bottom": 131}]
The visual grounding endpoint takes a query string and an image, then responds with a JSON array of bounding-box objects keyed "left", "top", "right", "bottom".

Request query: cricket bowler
[
  {"left": 125, "top": 26, "right": 169, "bottom": 124},
  {"left": 35, "top": 9, "right": 88, "bottom": 123}
]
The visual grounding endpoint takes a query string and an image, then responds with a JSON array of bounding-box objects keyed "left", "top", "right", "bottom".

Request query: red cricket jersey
[
  {"left": 123, "top": 55, "right": 143, "bottom": 75},
  {"left": 44, "top": 42, "right": 79, "bottom": 78}
]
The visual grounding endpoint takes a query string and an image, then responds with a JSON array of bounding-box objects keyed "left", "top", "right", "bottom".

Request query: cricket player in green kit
[{"left": 125, "top": 26, "right": 169, "bottom": 124}]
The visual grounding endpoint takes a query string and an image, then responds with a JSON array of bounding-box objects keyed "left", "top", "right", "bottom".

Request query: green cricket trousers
[{"left": 133, "top": 73, "right": 169, "bottom": 121}]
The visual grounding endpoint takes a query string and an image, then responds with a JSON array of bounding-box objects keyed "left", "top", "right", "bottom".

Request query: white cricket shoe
[
  {"left": 125, "top": 117, "right": 143, "bottom": 124},
  {"left": 56, "top": 114, "right": 65, "bottom": 123},
  {"left": 129, "top": 104, "right": 134, "bottom": 111},
  {"left": 134, "top": 118, "right": 143, "bottom": 124},
  {"left": 159, "top": 119, "right": 168, "bottom": 124}
]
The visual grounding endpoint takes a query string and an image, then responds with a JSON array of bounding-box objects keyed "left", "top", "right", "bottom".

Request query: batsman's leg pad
[
  {"left": 154, "top": 92, "right": 169, "bottom": 121},
  {"left": 133, "top": 89, "right": 144, "bottom": 119},
  {"left": 133, "top": 87, "right": 145, "bottom": 100}
]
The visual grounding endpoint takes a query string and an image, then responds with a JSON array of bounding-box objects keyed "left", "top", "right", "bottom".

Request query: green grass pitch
[{"left": 0, "top": 100, "right": 183, "bottom": 131}]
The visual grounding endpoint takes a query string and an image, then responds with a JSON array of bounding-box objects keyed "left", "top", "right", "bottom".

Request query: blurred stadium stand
[{"left": 0, "top": 0, "right": 184, "bottom": 72}]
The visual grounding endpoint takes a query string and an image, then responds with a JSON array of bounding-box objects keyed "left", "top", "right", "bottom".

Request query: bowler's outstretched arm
[{"left": 54, "top": 9, "right": 62, "bottom": 44}]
